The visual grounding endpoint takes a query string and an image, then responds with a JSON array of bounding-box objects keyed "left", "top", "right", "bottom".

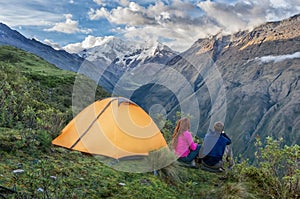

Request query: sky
[{"left": 0, "top": 0, "right": 299, "bottom": 53}]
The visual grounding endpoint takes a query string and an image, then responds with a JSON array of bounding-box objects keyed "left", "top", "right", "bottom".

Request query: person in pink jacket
[{"left": 172, "top": 117, "right": 201, "bottom": 165}]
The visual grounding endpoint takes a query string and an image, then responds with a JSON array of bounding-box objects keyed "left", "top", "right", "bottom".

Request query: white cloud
[
  {"left": 92, "top": 0, "right": 147, "bottom": 7},
  {"left": 197, "top": 1, "right": 249, "bottom": 33},
  {"left": 88, "top": 8, "right": 109, "bottom": 20},
  {"left": 89, "top": 1, "right": 189, "bottom": 25},
  {"left": 86, "top": 0, "right": 300, "bottom": 51},
  {"left": 119, "top": 0, "right": 130, "bottom": 7},
  {"left": 88, "top": 1, "right": 207, "bottom": 51},
  {"left": 45, "top": 14, "right": 92, "bottom": 34},
  {"left": 197, "top": 0, "right": 300, "bottom": 32},
  {"left": 89, "top": 2, "right": 151, "bottom": 26},
  {"left": 43, "top": 39, "right": 62, "bottom": 50},
  {"left": 270, "top": 0, "right": 290, "bottom": 9},
  {"left": 0, "top": 1, "right": 62, "bottom": 26},
  {"left": 93, "top": 0, "right": 106, "bottom": 6},
  {"left": 63, "top": 35, "right": 115, "bottom": 53},
  {"left": 259, "top": 52, "right": 300, "bottom": 63}
]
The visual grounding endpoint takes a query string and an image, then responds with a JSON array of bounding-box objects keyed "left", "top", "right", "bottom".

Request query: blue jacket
[{"left": 202, "top": 132, "right": 231, "bottom": 166}]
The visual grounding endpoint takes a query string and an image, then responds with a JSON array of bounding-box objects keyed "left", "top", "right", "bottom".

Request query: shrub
[{"left": 235, "top": 137, "right": 300, "bottom": 198}]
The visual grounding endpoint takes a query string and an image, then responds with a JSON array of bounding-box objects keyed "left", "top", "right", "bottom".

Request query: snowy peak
[
  {"left": 78, "top": 36, "right": 139, "bottom": 64},
  {"left": 74, "top": 36, "right": 177, "bottom": 93},
  {"left": 78, "top": 37, "right": 176, "bottom": 68}
]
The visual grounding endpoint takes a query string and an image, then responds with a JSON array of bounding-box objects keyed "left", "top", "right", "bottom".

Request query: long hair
[{"left": 171, "top": 117, "right": 190, "bottom": 149}]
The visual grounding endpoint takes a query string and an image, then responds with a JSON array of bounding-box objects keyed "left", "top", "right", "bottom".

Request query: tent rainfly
[{"left": 52, "top": 97, "right": 168, "bottom": 159}]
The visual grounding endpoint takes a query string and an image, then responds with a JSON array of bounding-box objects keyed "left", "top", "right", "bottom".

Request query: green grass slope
[{"left": 0, "top": 45, "right": 299, "bottom": 199}]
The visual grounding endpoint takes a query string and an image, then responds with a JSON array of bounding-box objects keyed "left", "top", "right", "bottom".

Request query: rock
[
  {"left": 12, "top": 169, "right": 24, "bottom": 174},
  {"left": 118, "top": 182, "right": 126, "bottom": 186},
  {"left": 37, "top": 188, "right": 44, "bottom": 192}
]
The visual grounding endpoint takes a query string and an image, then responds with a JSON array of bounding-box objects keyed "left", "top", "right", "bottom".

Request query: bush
[{"left": 234, "top": 137, "right": 300, "bottom": 198}]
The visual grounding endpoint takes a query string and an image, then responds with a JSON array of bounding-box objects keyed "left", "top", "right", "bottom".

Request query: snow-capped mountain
[
  {"left": 79, "top": 37, "right": 176, "bottom": 68},
  {"left": 78, "top": 36, "right": 177, "bottom": 92}
]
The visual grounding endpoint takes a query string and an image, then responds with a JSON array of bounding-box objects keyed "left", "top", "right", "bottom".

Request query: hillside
[{"left": 0, "top": 45, "right": 299, "bottom": 198}]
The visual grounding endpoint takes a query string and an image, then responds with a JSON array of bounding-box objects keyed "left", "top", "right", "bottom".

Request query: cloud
[
  {"left": 258, "top": 52, "right": 300, "bottom": 63},
  {"left": 197, "top": 1, "right": 249, "bottom": 33},
  {"left": 87, "top": 0, "right": 300, "bottom": 51},
  {"left": 45, "top": 14, "right": 92, "bottom": 34},
  {"left": 88, "top": 8, "right": 109, "bottom": 20},
  {"left": 63, "top": 35, "right": 115, "bottom": 53},
  {"left": 197, "top": 0, "right": 300, "bottom": 32},
  {"left": 88, "top": 1, "right": 208, "bottom": 51},
  {"left": 43, "top": 39, "right": 62, "bottom": 50},
  {"left": 0, "top": 0, "right": 63, "bottom": 26},
  {"left": 93, "top": 0, "right": 106, "bottom": 6},
  {"left": 89, "top": 1, "right": 196, "bottom": 25},
  {"left": 119, "top": 0, "right": 130, "bottom": 7},
  {"left": 89, "top": 2, "right": 153, "bottom": 25}
]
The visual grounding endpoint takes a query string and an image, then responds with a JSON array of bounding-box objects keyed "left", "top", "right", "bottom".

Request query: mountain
[
  {"left": 0, "top": 23, "right": 83, "bottom": 72},
  {"left": 80, "top": 37, "right": 176, "bottom": 66},
  {"left": 130, "top": 14, "right": 300, "bottom": 157},
  {"left": 78, "top": 37, "right": 177, "bottom": 92},
  {"left": 78, "top": 37, "right": 142, "bottom": 66}
]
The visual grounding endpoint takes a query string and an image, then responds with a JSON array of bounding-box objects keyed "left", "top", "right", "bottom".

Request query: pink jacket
[{"left": 175, "top": 131, "right": 198, "bottom": 157}]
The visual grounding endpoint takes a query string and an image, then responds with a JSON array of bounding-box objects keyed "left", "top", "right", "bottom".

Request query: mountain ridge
[
  {"left": 190, "top": 14, "right": 300, "bottom": 57},
  {"left": 0, "top": 22, "right": 83, "bottom": 72}
]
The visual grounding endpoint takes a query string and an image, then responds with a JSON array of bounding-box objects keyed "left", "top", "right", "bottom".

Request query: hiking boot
[
  {"left": 201, "top": 161, "right": 224, "bottom": 173},
  {"left": 201, "top": 164, "right": 223, "bottom": 173}
]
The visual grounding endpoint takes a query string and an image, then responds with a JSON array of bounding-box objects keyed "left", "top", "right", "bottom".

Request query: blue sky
[{"left": 0, "top": 0, "right": 299, "bottom": 52}]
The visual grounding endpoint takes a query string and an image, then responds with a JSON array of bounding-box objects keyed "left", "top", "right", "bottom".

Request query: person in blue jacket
[{"left": 199, "top": 121, "right": 234, "bottom": 170}]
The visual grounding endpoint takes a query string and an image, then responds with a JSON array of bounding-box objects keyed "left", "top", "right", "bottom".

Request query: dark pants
[
  {"left": 178, "top": 144, "right": 201, "bottom": 163},
  {"left": 202, "top": 145, "right": 234, "bottom": 168}
]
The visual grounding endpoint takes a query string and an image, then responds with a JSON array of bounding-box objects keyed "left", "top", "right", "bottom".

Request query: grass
[{"left": 0, "top": 127, "right": 227, "bottom": 198}]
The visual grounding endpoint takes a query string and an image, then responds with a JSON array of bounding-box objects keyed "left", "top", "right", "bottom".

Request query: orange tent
[{"left": 52, "top": 97, "right": 168, "bottom": 159}]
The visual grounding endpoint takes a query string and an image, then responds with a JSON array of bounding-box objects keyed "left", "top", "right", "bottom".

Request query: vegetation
[
  {"left": 233, "top": 137, "right": 300, "bottom": 198},
  {"left": 0, "top": 45, "right": 299, "bottom": 198}
]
